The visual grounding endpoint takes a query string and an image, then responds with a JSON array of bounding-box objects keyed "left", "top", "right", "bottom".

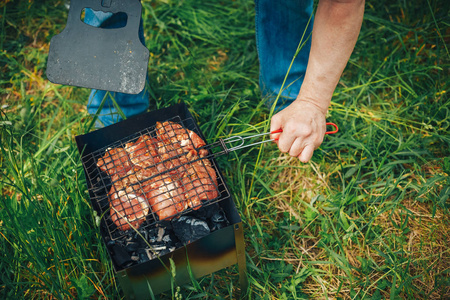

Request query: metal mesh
[{"left": 81, "top": 116, "right": 230, "bottom": 240}]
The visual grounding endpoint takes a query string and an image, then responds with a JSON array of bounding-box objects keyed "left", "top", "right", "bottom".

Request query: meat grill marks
[
  {"left": 156, "top": 121, "right": 209, "bottom": 158},
  {"left": 97, "top": 147, "right": 132, "bottom": 177},
  {"left": 109, "top": 183, "right": 149, "bottom": 231},
  {"left": 94, "top": 120, "right": 220, "bottom": 232},
  {"left": 180, "top": 156, "right": 218, "bottom": 210},
  {"left": 142, "top": 174, "right": 187, "bottom": 221},
  {"left": 125, "top": 135, "right": 160, "bottom": 168}
]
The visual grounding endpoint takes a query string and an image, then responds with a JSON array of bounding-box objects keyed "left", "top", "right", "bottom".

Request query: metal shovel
[{"left": 46, "top": 0, "right": 149, "bottom": 94}]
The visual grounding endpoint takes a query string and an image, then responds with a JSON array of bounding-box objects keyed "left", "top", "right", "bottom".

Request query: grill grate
[{"left": 81, "top": 115, "right": 230, "bottom": 240}]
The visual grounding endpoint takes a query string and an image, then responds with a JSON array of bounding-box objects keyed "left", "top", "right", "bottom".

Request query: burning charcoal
[
  {"left": 134, "top": 228, "right": 148, "bottom": 241},
  {"left": 209, "top": 210, "right": 229, "bottom": 231},
  {"left": 138, "top": 249, "right": 150, "bottom": 263},
  {"left": 211, "top": 211, "right": 225, "bottom": 223},
  {"left": 172, "top": 216, "right": 210, "bottom": 245},
  {"left": 126, "top": 241, "right": 140, "bottom": 253},
  {"left": 147, "top": 227, "right": 159, "bottom": 236},
  {"left": 209, "top": 222, "right": 226, "bottom": 231},
  {"left": 157, "top": 227, "right": 165, "bottom": 242},
  {"left": 192, "top": 203, "right": 221, "bottom": 220},
  {"left": 143, "top": 244, "right": 171, "bottom": 259},
  {"left": 150, "top": 244, "right": 166, "bottom": 251},
  {"left": 145, "top": 248, "right": 157, "bottom": 261},
  {"left": 147, "top": 227, "right": 160, "bottom": 243},
  {"left": 111, "top": 245, "right": 133, "bottom": 269},
  {"left": 148, "top": 231, "right": 162, "bottom": 243},
  {"left": 125, "top": 234, "right": 135, "bottom": 242},
  {"left": 162, "top": 235, "right": 172, "bottom": 243},
  {"left": 160, "top": 233, "right": 177, "bottom": 252},
  {"left": 159, "top": 248, "right": 171, "bottom": 256},
  {"left": 159, "top": 221, "right": 173, "bottom": 231}
]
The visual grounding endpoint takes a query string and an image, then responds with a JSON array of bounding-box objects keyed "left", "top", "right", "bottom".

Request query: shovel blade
[{"left": 46, "top": 0, "right": 149, "bottom": 94}]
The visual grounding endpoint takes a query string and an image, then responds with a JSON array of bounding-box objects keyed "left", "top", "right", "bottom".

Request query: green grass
[{"left": 1, "top": 0, "right": 449, "bottom": 299}]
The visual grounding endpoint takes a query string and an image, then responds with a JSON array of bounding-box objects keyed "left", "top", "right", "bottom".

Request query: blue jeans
[
  {"left": 85, "top": 0, "right": 313, "bottom": 125},
  {"left": 255, "top": 0, "right": 313, "bottom": 111}
]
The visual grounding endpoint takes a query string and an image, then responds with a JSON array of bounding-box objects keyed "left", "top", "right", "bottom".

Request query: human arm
[{"left": 270, "top": 0, "right": 365, "bottom": 162}]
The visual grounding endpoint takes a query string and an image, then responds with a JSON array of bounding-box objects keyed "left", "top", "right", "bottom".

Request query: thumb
[{"left": 270, "top": 114, "right": 283, "bottom": 140}]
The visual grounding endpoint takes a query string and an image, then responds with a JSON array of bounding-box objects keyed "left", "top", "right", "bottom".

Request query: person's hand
[
  {"left": 270, "top": 99, "right": 327, "bottom": 163},
  {"left": 268, "top": 0, "right": 364, "bottom": 163}
]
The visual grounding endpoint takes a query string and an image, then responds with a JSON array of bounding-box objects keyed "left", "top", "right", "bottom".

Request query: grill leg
[
  {"left": 117, "top": 270, "right": 136, "bottom": 300},
  {"left": 234, "top": 223, "right": 248, "bottom": 298}
]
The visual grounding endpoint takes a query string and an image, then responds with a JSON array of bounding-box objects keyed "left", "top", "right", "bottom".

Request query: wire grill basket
[{"left": 81, "top": 115, "right": 230, "bottom": 240}]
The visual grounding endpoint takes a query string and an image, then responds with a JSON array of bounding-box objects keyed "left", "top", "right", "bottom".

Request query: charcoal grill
[
  {"left": 82, "top": 114, "right": 229, "bottom": 239},
  {"left": 76, "top": 103, "right": 247, "bottom": 298}
]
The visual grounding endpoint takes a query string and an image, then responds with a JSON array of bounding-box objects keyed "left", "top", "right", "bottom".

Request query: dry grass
[
  {"left": 265, "top": 154, "right": 450, "bottom": 299},
  {"left": 373, "top": 200, "right": 450, "bottom": 299}
]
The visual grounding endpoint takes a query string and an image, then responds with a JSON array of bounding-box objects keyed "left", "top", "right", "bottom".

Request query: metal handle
[
  {"left": 215, "top": 122, "right": 339, "bottom": 154},
  {"left": 68, "top": 0, "right": 143, "bottom": 34}
]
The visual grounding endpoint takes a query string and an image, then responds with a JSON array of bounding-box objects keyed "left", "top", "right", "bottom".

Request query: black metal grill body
[{"left": 75, "top": 103, "right": 247, "bottom": 298}]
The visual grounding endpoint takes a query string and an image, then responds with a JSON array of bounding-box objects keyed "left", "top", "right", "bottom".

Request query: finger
[
  {"left": 277, "top": 130, "right": 297, "bottom": 153},
  {"left": 299, "top": 144, "right": 314, "bottom": 163},
  {"left": 288, "top": 138, "right": 305, "bottom": 158}
]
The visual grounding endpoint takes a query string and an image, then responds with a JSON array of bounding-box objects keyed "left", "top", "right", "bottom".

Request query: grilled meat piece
[
  {"left": 181, "top": 159, "right": 218, "bottom": 210},
  {"left": 156, "top": 121, "right": 189, "bottom": 146},
  {"left": 109, "top": 184, "right": 149, "bottom": 231},
  {"left": 125, "top": 135, "right": 160, "bottom": 168},
  {"left": 156, "top": 121, "right": 208, "bottom": 157},
  {"left": 97, "top": 147, "right": 132, "bottom": 176},
  {"left": 143, "top": 174, "right": 187, "bottom": 221},
  {"left": 109, "top": 165, "right": 158, "bottom": 193}
]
